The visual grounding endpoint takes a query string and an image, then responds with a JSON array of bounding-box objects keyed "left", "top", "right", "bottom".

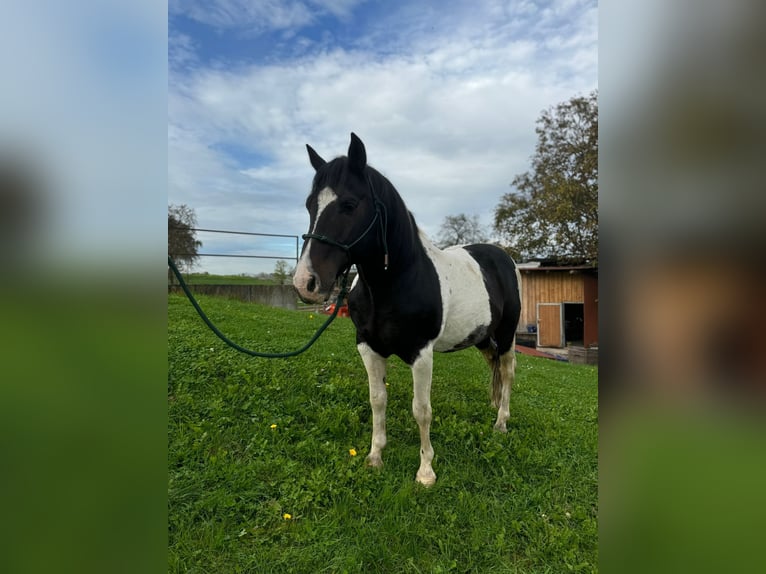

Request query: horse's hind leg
[
  {"left": 481, "top": 339, "right": 517, "bottom": 433},
  {"left": 494, "top": 344, "right": 517, "bottom": 432}
]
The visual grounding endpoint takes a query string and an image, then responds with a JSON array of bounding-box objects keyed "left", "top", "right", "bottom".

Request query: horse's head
[{"left": 293, "top": 133, "right": 379, "bottom": 303}]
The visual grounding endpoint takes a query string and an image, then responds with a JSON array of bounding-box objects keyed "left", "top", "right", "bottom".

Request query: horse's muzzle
[{"left": 293, "top": 268, "right": 330, "bottom": 303}]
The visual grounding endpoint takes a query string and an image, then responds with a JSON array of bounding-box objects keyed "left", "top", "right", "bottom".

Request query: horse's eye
[{"left": 339, "top": 198, "right": 358, "bottom": 213}]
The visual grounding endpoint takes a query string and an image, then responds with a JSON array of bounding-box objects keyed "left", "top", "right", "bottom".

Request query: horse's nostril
[{"left": 307, "top": 275, "right": 317, "bottom": 292}]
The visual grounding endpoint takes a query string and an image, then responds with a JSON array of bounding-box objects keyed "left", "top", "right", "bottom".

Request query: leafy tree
[
  {"left": 272, "top": 260, "right": 292, "bottom": 285},
  {"left": 436, "top": 213, "right": 488, "bottom": 248},
  {"left": 168, "top": 204, "right": 202, "bottom": 282},
  {"left": 494, "top": 90, "right": 598, "bottom": 264}
]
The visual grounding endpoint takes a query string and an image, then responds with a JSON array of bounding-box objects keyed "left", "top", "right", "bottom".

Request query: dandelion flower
[
  {"left": 270, "top": 424, "right": 277, "bottom": 430},
  {"left": 283, "top": 513, "right": 292, "bottom": 520},
  {"left": 309, "top": 314, "right": 314, "bottom": 320},
  {"left": 349, "top": 448, "right": 357, "bottom": 457}
]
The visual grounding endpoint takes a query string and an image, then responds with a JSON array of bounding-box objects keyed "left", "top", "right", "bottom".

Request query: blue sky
[{"left": 168, "top": 0, "right": 597, "bottom": 275}]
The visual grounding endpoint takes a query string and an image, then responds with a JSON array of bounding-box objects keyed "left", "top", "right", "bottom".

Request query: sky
[{"left": 168, "top": 0, "right": 597, "bottom": 275}]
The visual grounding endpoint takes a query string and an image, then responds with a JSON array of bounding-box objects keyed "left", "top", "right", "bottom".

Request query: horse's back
[{"left": 461, "top": 243, "right": 520, "bottom": 300}]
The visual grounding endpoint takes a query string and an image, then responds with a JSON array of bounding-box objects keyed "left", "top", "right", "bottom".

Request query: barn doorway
[
  {"left": 563, "top": 303, "right": 584, "bottom": 346},
  {"left": 536, "top": 303, "right": 563, "bottom": 347}
]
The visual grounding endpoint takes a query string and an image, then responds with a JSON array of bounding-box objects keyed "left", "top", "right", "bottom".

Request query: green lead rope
[{"left": 168, "top": 255, "right": 351, "bottom": 358}]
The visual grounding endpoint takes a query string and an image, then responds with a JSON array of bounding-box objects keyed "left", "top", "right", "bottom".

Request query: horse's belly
[{"left": 432, "top": 299, "right": 492, "bottom": 352}]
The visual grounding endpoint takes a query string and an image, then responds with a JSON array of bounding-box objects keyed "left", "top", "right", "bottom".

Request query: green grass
[
  {"left": 168, "top": 294, "right": 598, "bottom": 573},
  {"left": 179, "top": 273, "right": 279, "bottom": 285}
]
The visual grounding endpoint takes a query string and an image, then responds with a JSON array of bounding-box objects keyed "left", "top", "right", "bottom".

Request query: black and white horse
[{"left": 294, "top": 133, "right": 521, "bottom": 485}]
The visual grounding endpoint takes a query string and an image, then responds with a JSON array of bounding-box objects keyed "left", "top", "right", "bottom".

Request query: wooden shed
[{"left": 516, "top": 262, "right": 598, "bottom": 349}]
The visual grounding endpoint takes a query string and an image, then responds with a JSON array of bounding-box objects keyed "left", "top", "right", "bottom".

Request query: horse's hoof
[
  {"left": 493, "top": 422, "right": 508, "bottom": 433},
  {"left": 365, "top": 454, "right": 383, "bottom": 469},
  {"left": 416, "top": 470, "right": 436, "bottom": 486}
]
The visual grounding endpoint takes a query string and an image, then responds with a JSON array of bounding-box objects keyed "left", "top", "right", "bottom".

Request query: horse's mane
[
  {"left": 310, "top": 157, "right": 343, "bottom": 192},
  {"left": 365, "top": 164, "right": 424, "bottom": 255},
  {"left": 313, "top": 156, "right": 422, "bottom": 254},
  {"left": 313, "top": 157, "right": 392, "bottom": 199}
]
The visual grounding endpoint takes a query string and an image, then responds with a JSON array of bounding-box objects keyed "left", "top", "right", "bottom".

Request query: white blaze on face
[{"left": 293, "top": 187, "right": 338, "bottom": 300}]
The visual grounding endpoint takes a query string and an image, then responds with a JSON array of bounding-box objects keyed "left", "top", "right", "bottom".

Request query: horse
[{"left": 293, "top": 133, "right": 522, "bottom": 486}]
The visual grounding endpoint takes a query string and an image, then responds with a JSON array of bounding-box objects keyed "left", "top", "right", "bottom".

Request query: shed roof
[{"left": 518, "top": 262, "right": 597, "bottom": 273}]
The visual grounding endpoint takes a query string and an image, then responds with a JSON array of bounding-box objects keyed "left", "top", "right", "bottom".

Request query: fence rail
[
  {"left": 182, "top": 253, "right": 295, "bottom": 260},
  {"left": 187, "top": 227, "right": 299, "bottom": 239},
  {"left": 170, "top": 226, "right": 301, "bottom": 267}
]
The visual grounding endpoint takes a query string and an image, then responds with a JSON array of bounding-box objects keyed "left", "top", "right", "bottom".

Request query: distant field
[
  {"left": 168, "top": 294, "right": 598, "bottom": 573},
  {"left": 177, "top": 273, "right": 281, "bottom": 286}
]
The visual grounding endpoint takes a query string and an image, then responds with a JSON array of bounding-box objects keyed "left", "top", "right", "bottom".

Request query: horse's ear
[
  {"left": 306, "top": 144, "right": 326, "bottom": 172},
  {"left": 348, "top": 132, "right": 367, "bottom": 174}
]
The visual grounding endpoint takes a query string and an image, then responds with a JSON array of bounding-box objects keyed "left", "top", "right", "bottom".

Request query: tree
[
  {"left": 494, "top": 90, "right": 598, "bottom": 265},
  {"left": 436, "top": 213, "right": 489, "bottom": 248},
  {"left": 168, "top": 204, "right": 202, "bottom": 281},
  {"left": 272, "top": 260, "right": 292, "bottom": 285}
]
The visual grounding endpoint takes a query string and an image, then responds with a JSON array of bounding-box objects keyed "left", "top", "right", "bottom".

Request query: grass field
[
  {"left": 178, "top": 273, "right": 282, "bottom": 286},
  {"left": 168, "top": 294, "right": 598, "bottom": 573}
]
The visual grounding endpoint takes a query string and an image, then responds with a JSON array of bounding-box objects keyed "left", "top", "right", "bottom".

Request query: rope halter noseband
[{"left": 301, "top": 173, "right": 389, "bottom": 270}]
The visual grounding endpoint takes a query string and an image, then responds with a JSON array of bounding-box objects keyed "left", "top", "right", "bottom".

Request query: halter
[{"left": 302, "top": 173, "right": 390, "bottom": 270}]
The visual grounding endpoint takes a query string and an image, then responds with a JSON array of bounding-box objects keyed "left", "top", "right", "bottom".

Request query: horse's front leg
[
  {"left": 358, "top": 343, "right": 388, "bottom": 468},
  {"left": 411, "top": 344, "right": 436, "bottom": 486}
]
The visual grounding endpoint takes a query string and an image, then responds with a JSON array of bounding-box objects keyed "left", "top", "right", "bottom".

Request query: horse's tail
[{"left": 490, "top": 350, "right": 503, "bottom": 408}]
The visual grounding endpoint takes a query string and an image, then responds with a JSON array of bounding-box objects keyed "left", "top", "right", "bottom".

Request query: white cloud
[
  {"left": 169, "top": 0, "right": 597, "bottom": 273},
  {"left": 169, "top": 0, "right": 309, "bottom": 31},
  {"left": 307, "top": 0, "right": 363, "bottom": 20},
  {"left": 169, "top": 33, "right": 198, "bottom": 69},
  {"left": 169, "top": 0, "right": 367, "bottom": 32}
]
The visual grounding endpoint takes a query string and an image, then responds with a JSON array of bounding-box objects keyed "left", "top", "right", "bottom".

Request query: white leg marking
[
  {"left": 358, "top": 343, "right": 387, "bottom": 468},
  {"left": 493, "top": 342, "right": 516, "bottom": 433},
  {"left": 412, "top": 344, "right": 436, "bottom": 486}
]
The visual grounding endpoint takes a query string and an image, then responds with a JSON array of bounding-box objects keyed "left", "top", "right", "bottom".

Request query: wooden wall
[
  {"left": 583, "top": 274, "right": 598, "bottom": 347},
  {"left": 518, "top": 270, "right": 585, "bottom": 331}
]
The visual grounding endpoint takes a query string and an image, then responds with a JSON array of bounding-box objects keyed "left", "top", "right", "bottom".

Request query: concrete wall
[{"left": 169, "top": 284, "right": 297, "bottom": 310}]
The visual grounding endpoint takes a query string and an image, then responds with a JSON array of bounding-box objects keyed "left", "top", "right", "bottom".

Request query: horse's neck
[{"left": 355, "top": 199, "right": 436, "bottom": 288}]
